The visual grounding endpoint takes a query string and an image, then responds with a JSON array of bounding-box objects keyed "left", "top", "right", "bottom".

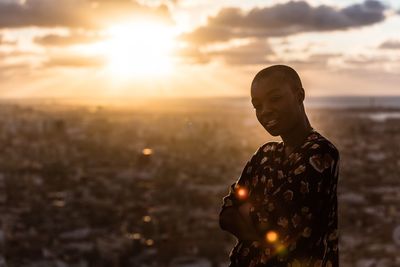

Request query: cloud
[
  {"left": 0, "top": 61, "right": 35, "bottom": 80},
  {"left": 0, "top": 34, "right": 16, "bottom": 45},
  {"left": 34, "top": 32, "right": 105, "bottom": 46},
  {"left": 176, "top": 39, "right": 275, "bottom": 65},
  {"left": 208, "top": 40, "right": 274, "bottom": 65},
  {"left": 43, "top": 55, "right": 106, "bottom": 68},
  {"left": 282, "top": 53, "right": 341, "bottom": 68},
  {"left": 379, "top": 40, "right": 400, "bottom": 49},
  {"left": 0, "top": 50, "right": 39, "bottom": 59},
  {"left": 182, "top": 0, "right": 387, "bottom": 45},
  {"left": 0, "top": 0, "right": 172, "bottom": 29},
  {"left": 176, "top": 46, "right": 210, "bottom": 64}
]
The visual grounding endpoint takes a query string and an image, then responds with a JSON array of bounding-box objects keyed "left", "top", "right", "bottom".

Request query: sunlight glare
[{"left": 105, "top": 21, "right": 175, "bottom": 78}]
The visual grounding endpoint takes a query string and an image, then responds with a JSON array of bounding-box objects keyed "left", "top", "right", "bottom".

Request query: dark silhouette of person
[{"left": 219, "top": 65, "right": 340, "bottom": 267}]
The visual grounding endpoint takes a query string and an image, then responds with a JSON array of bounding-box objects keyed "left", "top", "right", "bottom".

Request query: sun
[{"left": 104, "top": 21, "right": 176, "bottom": 78}]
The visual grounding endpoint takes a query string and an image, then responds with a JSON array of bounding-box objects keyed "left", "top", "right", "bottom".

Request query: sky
[{"left": 0, "top": 0, "right": 399, "bottom": 99}]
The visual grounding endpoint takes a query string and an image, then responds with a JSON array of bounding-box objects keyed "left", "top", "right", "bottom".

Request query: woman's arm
[
  {"left": 219, "top": 144, "right": 268, "bottom": 242},
  {"left": 219, "top": 204, "right": 261, "bottom": 242}
]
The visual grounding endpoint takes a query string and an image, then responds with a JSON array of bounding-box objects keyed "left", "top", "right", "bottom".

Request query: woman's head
[{"left": 250, "top": 65, "right": 307, "bottom": 136}]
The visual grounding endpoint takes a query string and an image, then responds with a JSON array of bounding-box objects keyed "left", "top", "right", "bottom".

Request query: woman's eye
[{"left": 270, "top": 95, "right": 282, "bottom": 101}]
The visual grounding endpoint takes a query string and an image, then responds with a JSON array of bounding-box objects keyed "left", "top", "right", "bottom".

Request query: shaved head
[
  {"left": 250, "top": 64, "right": 308, "bottom": 137},
  {"left": 252, "top": 65, "right": 303, "bottom": 92}
]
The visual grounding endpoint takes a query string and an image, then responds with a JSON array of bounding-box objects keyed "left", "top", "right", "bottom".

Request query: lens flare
[
  {"left": 237, "top": 188, "right": 247, "bottom": 198},
  {"left": 143, "top": 215, "right": 152, "bottom": 222},
  {"left": 142, "top": 148, "right": 153, "bottom": 155},
  {"left": 276, "top": 244, "right": 286, "bottom": 253},
  {"left": 266, "top": 231, "right": 278, "bottom": 243}
]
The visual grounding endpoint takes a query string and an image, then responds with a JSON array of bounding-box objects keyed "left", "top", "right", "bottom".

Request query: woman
[{"left": 219, "top": 65, "right": 340, "bottom": 267}]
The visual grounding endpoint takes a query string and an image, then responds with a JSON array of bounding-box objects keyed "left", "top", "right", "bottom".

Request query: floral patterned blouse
[{"left": 221, "top": 129, "right": 340, "bottom": 267}]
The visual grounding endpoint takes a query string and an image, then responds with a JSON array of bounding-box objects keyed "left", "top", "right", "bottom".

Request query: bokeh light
[
  {"left": 146, "top": 239, "right": 154, "bottom": 246},
  {"left": 143, "top": 215, "right": 152, "bottom": 222},
  {"left": 142, "top": 148, "right": 153, "bottom": 156},
  {"left": 237, "top": 188, "right": 247, "bottom": 199},
  {"left": 266, "top": 231, "right": 278, "bottom": 243}
]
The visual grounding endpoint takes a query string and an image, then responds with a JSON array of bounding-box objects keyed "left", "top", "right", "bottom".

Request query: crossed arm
[
  {"left": 219, "top": 151, "right": 263, "bottom": 242},
  {"left": 219, "top": 202, "right": 261, "bottom": 242}
]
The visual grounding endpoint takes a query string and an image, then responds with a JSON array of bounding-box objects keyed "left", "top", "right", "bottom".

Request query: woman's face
[{"left": 250, "top": 75, "right": 303, "bottom": 137}]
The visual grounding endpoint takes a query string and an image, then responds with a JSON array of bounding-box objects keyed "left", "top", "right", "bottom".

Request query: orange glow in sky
[
  {"left": 1, "top": 1, "right": 400, "bottom": 98},
  {"left": 103, "top": 21, "right": 176, "bottom": 79}
]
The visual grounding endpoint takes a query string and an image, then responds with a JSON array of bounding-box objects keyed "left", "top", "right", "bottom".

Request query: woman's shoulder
[
  {"left": 304, "top": 130, "right": 339, "bottom": 161},
  {"left": 258, "top": 140, "right": 282, "bottom": 154},
  {"left": 248, "top": 141, "right": 280, "bottom": 160}
]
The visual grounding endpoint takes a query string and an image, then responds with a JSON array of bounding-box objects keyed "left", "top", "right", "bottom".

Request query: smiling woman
[{"left": 104, "top": 21, "right": 176, "bottom": 78}]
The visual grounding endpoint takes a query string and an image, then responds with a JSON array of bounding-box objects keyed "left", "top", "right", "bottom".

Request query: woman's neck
[{"left": 281, "top": 115, "right": 312, "bottom": 156}]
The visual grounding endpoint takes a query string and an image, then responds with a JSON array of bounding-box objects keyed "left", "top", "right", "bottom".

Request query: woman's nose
[{"left": 260, "top": 106, "right": 273, "bottom": 117}]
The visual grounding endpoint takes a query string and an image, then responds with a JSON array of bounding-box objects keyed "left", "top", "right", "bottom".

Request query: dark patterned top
[{"left": 221, "top": 129, "right": 340, "bottom": 267}]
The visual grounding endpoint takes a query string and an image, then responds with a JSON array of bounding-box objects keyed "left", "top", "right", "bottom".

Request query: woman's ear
[{"left": 297, "top": 87, "right": 305, "bottom": 104}]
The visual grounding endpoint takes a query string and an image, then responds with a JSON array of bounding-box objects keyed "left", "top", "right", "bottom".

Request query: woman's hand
[
  {"left": 238, "top": 202, "right": 253, "bottom": 227},
  {"left": 219, "top": 202, "right": 261, "bottom": 242}
]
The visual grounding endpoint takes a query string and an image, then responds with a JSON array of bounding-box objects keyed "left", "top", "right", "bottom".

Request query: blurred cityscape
[{"left": 1, "top": 98, "right": 400, "bottom": 267}]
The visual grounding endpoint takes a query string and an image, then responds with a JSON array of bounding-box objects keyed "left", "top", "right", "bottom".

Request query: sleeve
[
  {"left": 288, "top": 143, "right": 340, "bottom": 265},
  {"left": 219, "top": 144, "right": 266, "bottom": 214}
]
